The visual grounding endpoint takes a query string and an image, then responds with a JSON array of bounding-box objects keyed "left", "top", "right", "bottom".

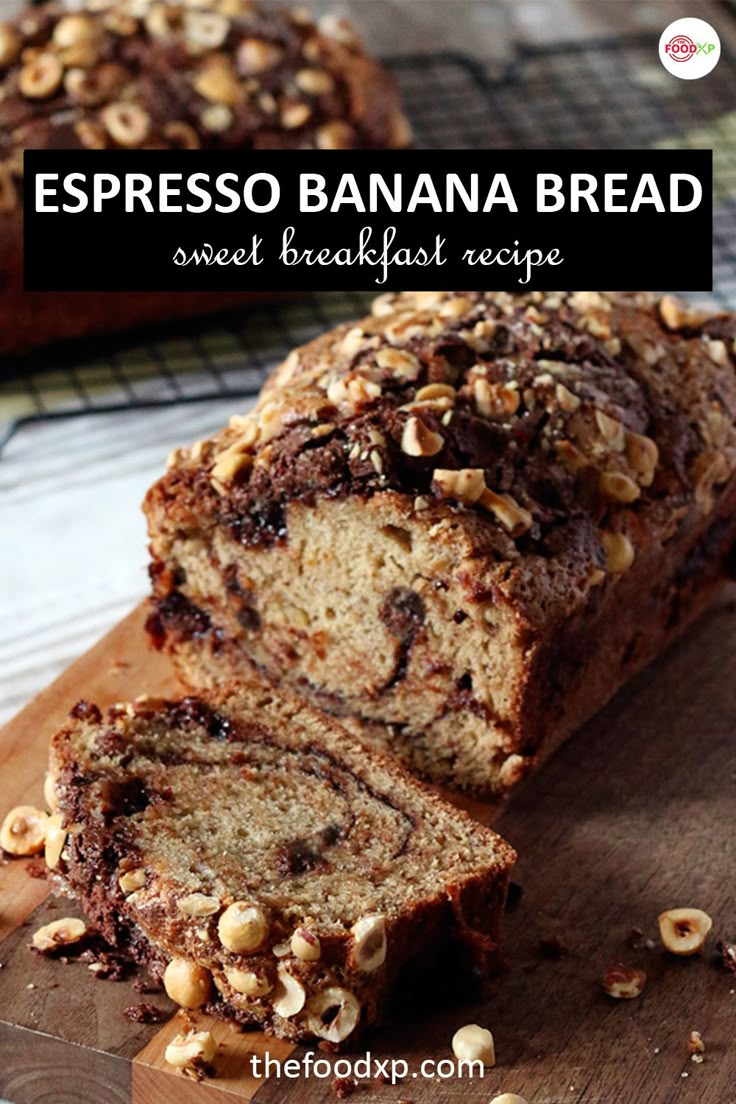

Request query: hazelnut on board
[
  {"left": 164, "top": 958, "right": 213, "bottom": 1009},
  {"left": 602, "top": 962, "right": 646, "bottom": 999},
  {"left": 490, "top": 1096, "right": 528, "bottom": 1104},
  {"left": 451, "top": 1023, "right": 496, "bottom": 1066},
  {"left": 164, "top": 1030, "right": 217, "bottom": 1071},
  {"left": 1, "top": 805, "right": 47, "bottom": 855},
  {"left": 32, "top": 917, "right": 87, "bottom": 952},
  {"left": 658, "top": 908, "right": 713, "bottom": 955}
]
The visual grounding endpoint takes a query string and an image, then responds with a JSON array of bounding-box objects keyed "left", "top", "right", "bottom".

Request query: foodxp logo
[{"left": 660, "top": 18, "right": 720, "bottom": 79}]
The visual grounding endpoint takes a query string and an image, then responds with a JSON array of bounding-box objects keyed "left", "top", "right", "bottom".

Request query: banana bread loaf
[
  {"left": 144, "top": 291, "right": 736, "bottom": 796},
  {"left": 0, "top": 0, "right": 410, "bottom": 354},
  {"left": 47, "top": 689, "right": 515, "bottom": 1046}
]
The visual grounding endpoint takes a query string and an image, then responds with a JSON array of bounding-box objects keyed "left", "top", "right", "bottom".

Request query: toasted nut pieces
[
  {"left": 599, "top": 470, "right": 641, "bottom": 504},
  {"left": 164, "top": 957, "right": 213, "bottom": 1008},
  {"left": 290, "top": 927, "right": 321, "bottom": 961},
  {"left": 52, "top": 13, "right": 99, "bottom": 48},
  {"left": 659, "top": 294, "right": 714, "bottom": 332},
  {"left": 0, "top": 21, "right": 22, "bottom": 67},
  {"left": 600, "top": 531, "right": 635, "bottom": 575},
  {"left": 236, "top": 37, "right": 284, "bottom": 75},
  {"left": 272, "top": 965, "right": 306, "bottom": 1017},
  {"left": 164, "top": 1029, "right": 217, "bottom": 1071},
  {"left": 101, "top": 102, "right": 151, "bottom": 147},
  {"left": 350, "top": 914, "right": 387, "bottom": 972},
  {"left": 315, "top": 121, "right": 354, "bottom": 149},
  {"left": 375, "top": 346, "right": 421, "bottom": 379},
  {"left": 479, "top": 488, "right": 533, "bottom": 537},
  {"left": 32, "top": 917, "right": 87, "bottom": 952},
  {"left": 295, "top": 67, "right": 335, "bottom": 96},
  {"left": 433, "top": 468, "right": 486, "bottom": 504},
  {"left": 1, "top": 805, "right": 47, "bottom": 856},
  {"left": 626, "top": 432, "right": 659, "bottom": 486},
  {"left": 178, "top": 892, "right": 221, "bottom": 917},
  {"left": 218, "top": 902, "right": 269, "bottom": 953},
  {"left": 18, "top": 52, "right": 63, "bottom": 99},
  {"left": 306, "top": 987, "right": 360, "bottom": 1043},
  {"left": 602, "top": 962, "right": 647, "bottom": 999},
  {"left": 119, "top": 868, "right": 146, "bottom": 894},
  {"left": 44, "top": 813, "right": 67, "bottom": 869},
  {"left": 658, "top": 908, "right": 713, "bottom": 955},
  {"left": 225, "top": 966, "right": 273, "bottom": 997},
  {"left": 43, "top": 772, "right": 58, "bottom": 812},
  {"left": 451, "top": 1024, "right": 496, "bottom": 1067},
  {"left": 401, "top": 416, "right": 444, "bottom": 458}
]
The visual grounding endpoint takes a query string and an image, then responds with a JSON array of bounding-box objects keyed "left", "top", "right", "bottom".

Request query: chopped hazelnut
[
  {"left": 236, "top": 37, "right": 284, "bottom": 75},
  {"left": 65, "top": 63, "right": 128, "bottom": 107},
  {"left": 601, "top": 962, "right": 646, "bottom": 999},
  {"left": 599, "top": 470, "right": 641, "bottom": 504},
  {"left": 101, "top": 102, "right": 151, "bottom": 147},
  {"left": 414, "top": 383, "right": 456, "bottom": 406},
  {"left": 18, "top": 53, "right": 63, "bottom": 99},
  {"left": 554, "top": 439, "right": 588, "bottom": 472},
  {"left": 625, "top": 432, "right": 658, "bottom": 486},
  {"left": 225, "top": 966, "right": 273, "bottom": 997},
  {"left": 556, "top": 383, "right": 581, "bottom": 412},
  {"left": 32, "top": 916, "right": 87, "bottom": 952},
  {"left": 595, "top": 410, "right": 625, "bottom": 450},
  {"left": 164, "top": 958, "right": 213, "bottom": 1009},
  {"left": 53, "top": 13, "right": 99, "bottom": 48},
  {"left": 688, "top": 1030, "right": 705, "bottom": 1057},
  {"left": 0, "top": 21, "right": 22, "bottom": 67},
  {"left": 472, "top": 378, "right": 520, "bottom": 418},
  {"left": 401, "top": 416, "right": 444, "bottom": 458},
  {"left": 164, "top": 1029, "right": 217, "bottom": 1071},
  {"left": 183, "top": 11, "right": 230, "bottom": 53},
  {"left": 659, "top": 294, "right": 713, "bottom": 331},
  {"left": 600, "top": 531, "right": 635, "bottom": 575},
  {"left": 200, "top": 103, "right": 233, "bottom": 132},
  {"left": 291, "top": 926, "right": 321, "bottom": 961},
  {"left": 1, "top": 805, "right": 47, "bottom": 856},
  {"left": 119, "top": 868, "right": 146, "bottom": 894},
  {"left": 210, "top": 445, "right": 252, "bottom": 487},
  {"left": 315, "top": 121, "right": 354, "bottom": 149},
  {"left": 43, "top": 772, "right": 58, "bottom": 812},
  {"left": 350, "top": 914, "right": 387, "bottom": 972},
  {"left": 433, "top": 468, "right": 486, "bottom": 504},
  {"left": 194, "top": 58, "right": 242, "bottom": 105},
  {"left": 217, "top": 902, "right": 269, "bottom": 953},
  {"left": 306, "top": 987, "right": 360, "bottom": 1043},
  {"left": 479, "top": 488, "right": 533, "bottom": 537},
  {"left": 178, "top": 892, "right": 220, "bottom": 917},
  {"left": 272, "top": 964, "right": 306, "bottom": 1017},
  {"left": 280, "top": 100, "right": 311, "bottom": 129},
  {"left": 295, "top": 68, "right": 335, "bottom": 96},
  {"left": 658, "top": 908, "right": 712, "bottom": 956},
  {"left": 451, "top": 1024, "right": 496, "bottom": 1067},
  {"left": 43, "top": 812, "right": 67, "bottom": 869},
  {"left": 375, "top": 346, "right": 421, "bottom": 379}
]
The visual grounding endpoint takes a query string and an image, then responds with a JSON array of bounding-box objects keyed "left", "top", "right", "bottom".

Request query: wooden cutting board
[{"left": 1, "top": 597, "right": 736, "bottom": 1104}]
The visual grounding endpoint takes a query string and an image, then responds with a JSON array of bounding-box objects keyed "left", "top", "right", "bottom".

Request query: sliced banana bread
[
  {"left": 144, "top": 291, "right": 736, "bottom": 796},
  {"left": 48, "top": 689, "right": 515, "bottom": 1046}
]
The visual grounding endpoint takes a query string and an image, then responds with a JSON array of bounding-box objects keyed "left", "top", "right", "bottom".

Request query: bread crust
[
  {"left": 144, "top": 291, "right": 736, "bottom": 795},
  {"left": 49, "top": 689, "right": 514, "bottom": 1045},
  {"left": 0, "top": 1, "right": 409, "bottom": 354}
]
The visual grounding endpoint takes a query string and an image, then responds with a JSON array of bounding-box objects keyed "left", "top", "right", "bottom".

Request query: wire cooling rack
[{"left": 2, "top": 37, "right": 736, "bottom": 450}]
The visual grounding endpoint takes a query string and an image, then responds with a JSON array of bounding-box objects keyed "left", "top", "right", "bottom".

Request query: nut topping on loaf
[
  {"left": 0, "top": 0, "right": 410, "bottom": 172},
  {"left": 49, "top": 688, "right": 515, "bottom": 1044},
  {"left": 145, "top": 291, "right": 736, "bottom": 795}
]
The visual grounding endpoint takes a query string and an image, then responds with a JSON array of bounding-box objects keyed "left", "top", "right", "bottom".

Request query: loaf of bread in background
[
  {"left": 0, "top": 0, "right": 411, "bottom": 355},
  {"left": 144, "top": 291, "right": 736, "bottom": 797}
]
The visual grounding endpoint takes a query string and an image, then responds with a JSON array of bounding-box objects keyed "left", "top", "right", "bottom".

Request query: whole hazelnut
[
  {"left": 218, "top": 902, "right": 269, "bottom": 953},
  {"left": 451, "top": 1024, "right": 495, "bottom": 1067},
  {"left": 163, "top": 957, "right": 213, "bottom": 1009}
]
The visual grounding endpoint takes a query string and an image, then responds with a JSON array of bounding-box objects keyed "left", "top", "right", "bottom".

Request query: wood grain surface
[{"left": 1, "top": 597, "right": 736, "bottom": 1104}]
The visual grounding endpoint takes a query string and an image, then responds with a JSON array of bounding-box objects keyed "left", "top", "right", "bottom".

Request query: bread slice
[
  {"left": 48, "top": 687, "right": 515, "bottom": 1046},
  {"left": 144, "top": 291, "right": 736, "bottom": 796}
]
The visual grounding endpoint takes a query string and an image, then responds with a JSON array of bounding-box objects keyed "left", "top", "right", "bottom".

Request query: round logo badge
[{"left": 659, "top": 17, "right": 720, "bottom": 79}]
